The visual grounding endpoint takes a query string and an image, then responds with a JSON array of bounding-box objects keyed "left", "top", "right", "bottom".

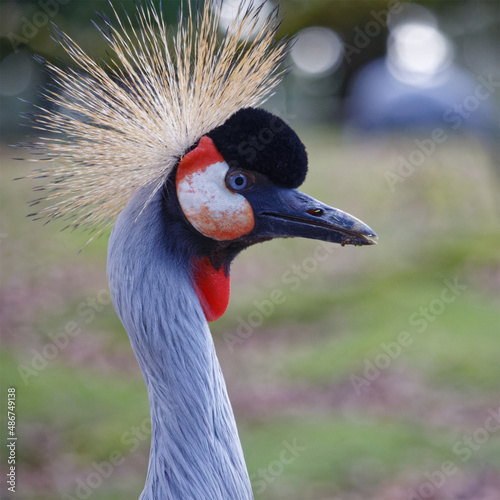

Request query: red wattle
[{"left": 191, "top": 256, "right": 230, "bottom": 322}]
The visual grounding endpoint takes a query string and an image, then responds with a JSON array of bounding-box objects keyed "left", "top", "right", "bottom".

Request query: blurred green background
[{"left": 1, "top": 0, "right": 499, "bottom": 499}]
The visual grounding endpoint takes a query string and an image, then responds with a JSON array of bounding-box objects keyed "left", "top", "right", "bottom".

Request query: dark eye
[{"left": 226, "top": 171, "right": 253, "bottom": 192}]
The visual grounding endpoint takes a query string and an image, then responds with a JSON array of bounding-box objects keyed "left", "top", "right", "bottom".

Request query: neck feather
[{"left": 107, "top": 185, "right": 253, "bottom": 500}]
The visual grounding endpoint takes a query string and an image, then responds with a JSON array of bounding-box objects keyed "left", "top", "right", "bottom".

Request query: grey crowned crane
[{"left": 26, "top": 1, "right": 377, "bottom": 498}]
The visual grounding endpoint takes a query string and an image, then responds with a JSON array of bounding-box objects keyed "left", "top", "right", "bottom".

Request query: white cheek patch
[{"left": 176, "top": 161, "right": 255, "bottom": 241}]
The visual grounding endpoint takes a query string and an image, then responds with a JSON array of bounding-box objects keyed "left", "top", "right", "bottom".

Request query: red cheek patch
[
  {"left": 177, "top": 136, "right": 225, "bottom": 177},
  {"left": 176, "top": 136, "right": 255, "bottom": 241}
]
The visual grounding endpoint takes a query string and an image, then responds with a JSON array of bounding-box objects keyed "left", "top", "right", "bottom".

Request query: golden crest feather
[{"left": 25, "top": 0, "right": 289, "bottom": 234}]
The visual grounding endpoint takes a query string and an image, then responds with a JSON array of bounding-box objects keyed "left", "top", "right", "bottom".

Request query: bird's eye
[{"left": 226, "top": 171, "right": 253, "bottom": 192}]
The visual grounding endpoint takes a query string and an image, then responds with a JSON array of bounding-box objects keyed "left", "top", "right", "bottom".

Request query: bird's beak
[{"left": 250, "top": 187, "right": 377, "bottom": 246}]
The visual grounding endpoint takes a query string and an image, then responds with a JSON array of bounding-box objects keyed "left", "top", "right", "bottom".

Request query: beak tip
[
  {"left": 366, "top": 232, "right": 378, "bottom": 245},
  {"left": 354, "top": 225, "right": 378, "bottom": 246},
  {"left": 352, "top": 227, "right": 378, "bottom": 246}
]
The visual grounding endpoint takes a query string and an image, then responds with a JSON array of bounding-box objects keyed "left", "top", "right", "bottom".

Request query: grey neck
[{"left": 107, "top": 186, "right": 253, "bottom": 500}]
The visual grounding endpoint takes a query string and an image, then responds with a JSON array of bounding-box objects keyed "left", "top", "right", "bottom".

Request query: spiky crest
[{"left": 24, "top": 0, "right": 289, "bottom": 234}]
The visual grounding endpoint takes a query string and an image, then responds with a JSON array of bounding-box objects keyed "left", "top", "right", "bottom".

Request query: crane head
[
  {"left": 24, "top": 2, "right": 377, "bottom": 323},
  {"left": 173, "top": 107, "right": 377, "bottom": 321}
]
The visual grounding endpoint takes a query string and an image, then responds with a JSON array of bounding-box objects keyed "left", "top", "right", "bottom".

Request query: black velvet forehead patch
[{"left": 206, "top": 107, "right": 308, "bottom": 189}]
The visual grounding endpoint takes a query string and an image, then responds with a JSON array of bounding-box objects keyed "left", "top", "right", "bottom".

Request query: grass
[{"left": 1, "top": 128, "right": 499, "bottom": 500}]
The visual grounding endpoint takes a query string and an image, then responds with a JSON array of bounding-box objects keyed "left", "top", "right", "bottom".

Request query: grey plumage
[
  {"left": 26, "top": 1, "right": 377, "bottom": 498},
  {"left": 108, "top": 185, "right": 253, "bottom": 499}
]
